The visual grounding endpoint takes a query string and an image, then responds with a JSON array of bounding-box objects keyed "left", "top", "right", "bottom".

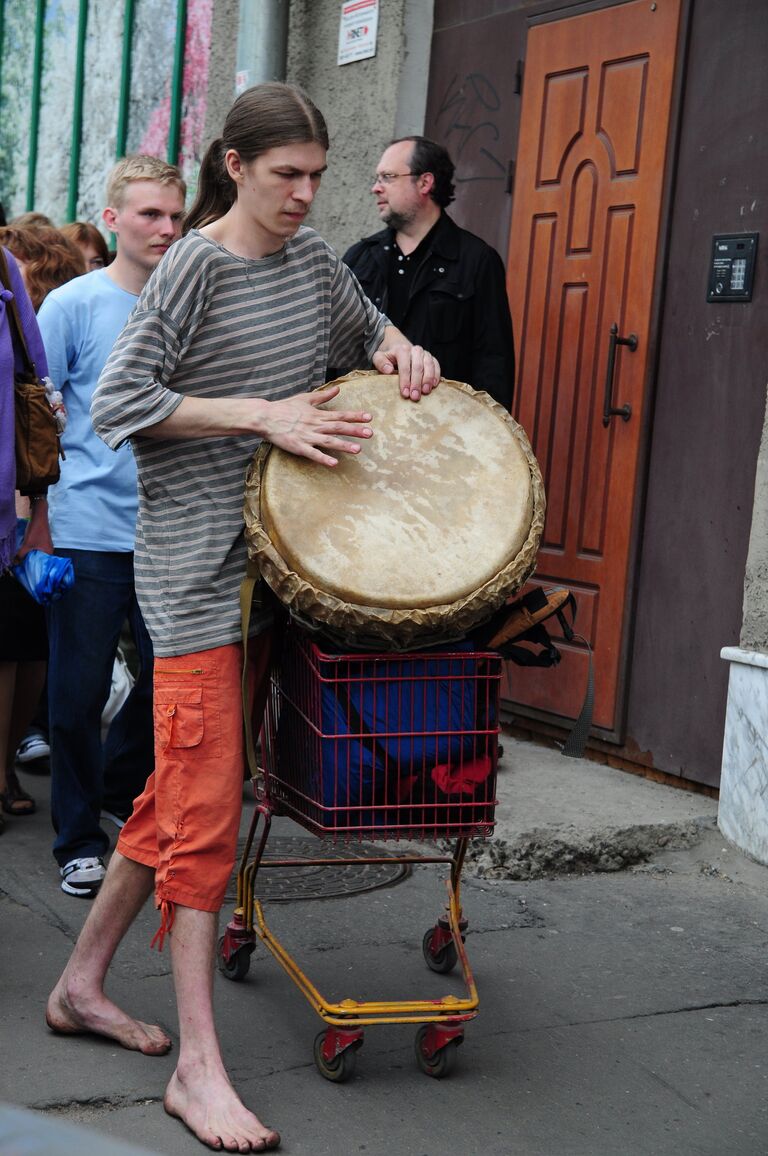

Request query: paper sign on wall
[{"left": 337, "top": 0, "right": 379, "bottom": 66}]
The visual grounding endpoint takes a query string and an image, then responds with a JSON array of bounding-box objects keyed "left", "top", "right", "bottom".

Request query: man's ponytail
[{"left": 185, "top": 139, "right": 234, "bottom": 232}]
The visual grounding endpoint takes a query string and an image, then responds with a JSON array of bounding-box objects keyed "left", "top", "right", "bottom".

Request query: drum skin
[{"left": 244, "top": 373, "right": 545, "bottom": 649}]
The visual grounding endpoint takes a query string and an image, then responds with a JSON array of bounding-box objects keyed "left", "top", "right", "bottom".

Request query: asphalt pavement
[{"left": 3, "top": 737, "right": 768, "bottom": 1156}]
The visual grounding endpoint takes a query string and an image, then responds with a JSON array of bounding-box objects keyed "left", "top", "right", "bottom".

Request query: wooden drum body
[{"left": 244, "top": 374, "right": 545, "bottom": 649}]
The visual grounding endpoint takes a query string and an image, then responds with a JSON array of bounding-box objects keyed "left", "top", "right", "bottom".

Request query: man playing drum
[{"left": 45, "top": 83, "right": 440, "bottom": 1153}]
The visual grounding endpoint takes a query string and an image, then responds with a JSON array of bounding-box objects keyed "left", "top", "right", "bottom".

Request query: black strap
[
  {"left": 501, "top": 621, "right": 562, "bottom": 667},
  {"left": 240, "top": 559, "right": 267, "bottom": 786},
  {"left": 524, "top": 586, "right": 549, "bottom": 615},
  {"left": 560, "top": 632, "right": 594, "bottom": 759},
  {"left": 555, "top": 593, "right": 578, "bottom": 640},
  {"left": 499, "top": 589, "right": 594, "bottom": 758},
  {"left": 501, "top": 592, "right": 578, "bottom": 662}
]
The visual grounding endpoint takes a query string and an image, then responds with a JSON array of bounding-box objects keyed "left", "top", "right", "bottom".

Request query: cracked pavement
[{"left": 1, "top": 746, "right": 767, "bottom": 1155}]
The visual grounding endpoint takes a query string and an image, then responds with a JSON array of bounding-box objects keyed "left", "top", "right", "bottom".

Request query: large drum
[{"left": 244, "top": 373, "right": 545, "bottom": 649}]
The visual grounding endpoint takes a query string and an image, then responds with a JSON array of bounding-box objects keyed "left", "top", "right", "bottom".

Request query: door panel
[{"left": 505, "top": 0, "right": 682, "bottom": 734}]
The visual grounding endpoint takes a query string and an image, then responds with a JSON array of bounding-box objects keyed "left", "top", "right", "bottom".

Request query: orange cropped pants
[{"left": 117, "top": 632, "right": 274, "bottom": 929}]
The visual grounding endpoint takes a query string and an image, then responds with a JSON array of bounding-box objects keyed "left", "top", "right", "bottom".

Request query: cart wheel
[
  {"left": 313, "top": 1031, "right": 358, "bottom": 1083},
  {"left": 217, "top": 935, "right": 252, "bottom": 982},
  {"left": 414, "top": 1026, "right": 460, "bottom": 1078},
  {"left": 422, "top": 928, "right": 458, "bottom": 974}
]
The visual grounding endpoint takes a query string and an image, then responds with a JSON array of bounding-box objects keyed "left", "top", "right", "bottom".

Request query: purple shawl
[{"left": 0, "top": 248, "right": 49, "bottom": 570}]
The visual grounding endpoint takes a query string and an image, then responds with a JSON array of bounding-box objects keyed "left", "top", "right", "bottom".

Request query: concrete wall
[
  {"left": 741, "top": 384, "right": 768, "bottom": 650},
  {"left": 202, "top": 0, "right": 240, "bottom": 166},
  {"left": 286, "top": 0, "right": 433, "bottom": 255}
]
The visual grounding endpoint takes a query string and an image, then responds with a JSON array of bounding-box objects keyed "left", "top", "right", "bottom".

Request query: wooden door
[{"left": 505, "top": 0, "right": 682, "bottom": 736}]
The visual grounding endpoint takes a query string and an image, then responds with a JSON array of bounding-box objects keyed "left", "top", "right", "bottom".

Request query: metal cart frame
[{"left": 219, "top": 625, "right": 501, "bottom": 1081}]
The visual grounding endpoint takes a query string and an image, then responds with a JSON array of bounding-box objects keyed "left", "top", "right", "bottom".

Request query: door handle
[{"left": 602, "top": 322, "right": 638, "bottom": 427}]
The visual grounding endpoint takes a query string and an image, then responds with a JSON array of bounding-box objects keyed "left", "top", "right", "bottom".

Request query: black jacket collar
[{"left": 367, "top": 213, "right": 460, "bottom": 262}]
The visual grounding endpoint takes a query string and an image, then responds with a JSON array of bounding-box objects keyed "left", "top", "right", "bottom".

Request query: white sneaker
[
  {"left": 16, "top": 733, "right": 51, "bottom": 763},
  {"left": 60, "top": 856, "right": 106, "bottom": 897}
]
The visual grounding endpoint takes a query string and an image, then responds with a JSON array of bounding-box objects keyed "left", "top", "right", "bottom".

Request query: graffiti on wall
[
  {"left": 435, "top": 72, "right": 506, "bottom": 185},
  {"left": 135, "top": 0, "right": 212, "bottom": 197}
]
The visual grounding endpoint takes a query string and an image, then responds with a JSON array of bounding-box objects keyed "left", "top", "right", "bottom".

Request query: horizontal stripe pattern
[{"left": 92, "top": 228, "right": 387, "bottom": 656}]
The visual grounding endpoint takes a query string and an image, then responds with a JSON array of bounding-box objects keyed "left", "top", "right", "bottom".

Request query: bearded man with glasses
[{"left": 342, "top": 136, "right": 515, "bottom": 409}]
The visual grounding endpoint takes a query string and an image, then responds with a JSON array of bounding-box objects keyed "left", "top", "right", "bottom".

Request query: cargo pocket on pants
[{"left": 154, "top": 685, "right": 204, "bottom": 750}]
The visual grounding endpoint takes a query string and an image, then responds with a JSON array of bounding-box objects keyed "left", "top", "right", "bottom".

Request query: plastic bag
[
  {"left": 100, "top": 648, "right": 135, "bottom": 742},
  {"left": 12, "top": 519, "right": 74, "bottom": 605}
]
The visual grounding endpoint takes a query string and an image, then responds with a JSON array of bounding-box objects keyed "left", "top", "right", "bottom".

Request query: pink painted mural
[{"left": 138, "top": 0, "right": 213, "bottom": 189}]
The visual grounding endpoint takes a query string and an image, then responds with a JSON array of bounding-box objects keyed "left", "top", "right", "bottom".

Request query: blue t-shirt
[{"left": 38, "top": 269, "right": 139, "bottom": 551}]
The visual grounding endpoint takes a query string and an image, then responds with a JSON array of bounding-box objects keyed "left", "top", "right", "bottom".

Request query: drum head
[{"left": 244, "top": 374, "right": 545, "bottom": 649}]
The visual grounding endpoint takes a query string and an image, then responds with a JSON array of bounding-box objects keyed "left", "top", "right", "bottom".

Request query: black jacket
[{"left": 342, "top": 213, "right": 514, "bottom": 409}]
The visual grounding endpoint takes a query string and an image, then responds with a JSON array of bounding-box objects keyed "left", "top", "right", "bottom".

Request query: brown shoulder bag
[{"left": 0, "top": 247, "right": 62, "bottom": 494}]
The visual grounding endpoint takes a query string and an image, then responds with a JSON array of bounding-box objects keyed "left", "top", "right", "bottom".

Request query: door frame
[{"left": 505, "top": 0, "right": 694, "bottom": 743}]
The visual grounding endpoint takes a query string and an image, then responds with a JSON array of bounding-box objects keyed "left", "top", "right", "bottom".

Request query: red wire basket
[{"left": 262, "top": 626, "right": 501, "bottom": 841}]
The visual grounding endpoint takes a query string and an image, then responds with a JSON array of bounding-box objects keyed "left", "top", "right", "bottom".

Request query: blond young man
[{"left": 38, "top": 157, "right": 185, "bottom": 896}]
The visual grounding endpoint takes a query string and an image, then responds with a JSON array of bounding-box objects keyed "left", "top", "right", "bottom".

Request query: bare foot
[
  {"left": 164, "top": 1066, "right": 280, "bottom": 1152},
  {"left": 46, "top": 975, "right": 172, "bottom": 1055}
]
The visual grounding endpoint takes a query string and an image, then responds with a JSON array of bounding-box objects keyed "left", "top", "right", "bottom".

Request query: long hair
[
  {"left": 0, "top": 225, "right": 85, "bottom": 310},
  {"left": 186, "top": 83, "right": 329, "bottom": 232}
]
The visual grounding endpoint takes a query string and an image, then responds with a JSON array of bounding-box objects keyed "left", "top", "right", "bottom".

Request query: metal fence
[{"left": 0, "top": 0, "right": 205, "bottom": 224}]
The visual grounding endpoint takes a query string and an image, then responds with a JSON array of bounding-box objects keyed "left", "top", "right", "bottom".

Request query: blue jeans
[{"left": 47, "top": 549, "right": 154, "bottom": 867}]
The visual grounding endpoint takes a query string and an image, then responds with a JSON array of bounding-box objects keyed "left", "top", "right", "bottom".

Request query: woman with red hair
[{"left": 0, "top": 226, "right": 85, "bottom": 311}]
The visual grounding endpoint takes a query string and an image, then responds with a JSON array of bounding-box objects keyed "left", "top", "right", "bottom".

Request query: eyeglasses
[{"left": 371, "top": 171, "right": 416, "bottom": 187}]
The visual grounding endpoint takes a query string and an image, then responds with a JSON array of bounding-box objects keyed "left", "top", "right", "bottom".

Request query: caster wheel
[
  {"left": 422, "top": 928, "right": 458, "bottom": 974},
  {"left": 313, "top": 1031, "right": 358, "bottom": 1082},
  {"left": 414, "top": 1026, "right": 460, "bottom": 1078},
  {"left": 217, "top": 935, "right": 252, "bottom": 981}
]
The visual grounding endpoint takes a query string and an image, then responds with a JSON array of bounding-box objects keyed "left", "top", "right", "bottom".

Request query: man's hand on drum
[
  {"left": 262, "top": 387, "right": 373, "bottom": 468},
  {"left": 373, "top": 329, "right": 440, "bottom": 402}
]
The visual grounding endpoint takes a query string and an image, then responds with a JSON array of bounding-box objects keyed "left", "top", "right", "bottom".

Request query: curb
[{"left": 457, "top": 816, "right": 717, "bottom": 880}]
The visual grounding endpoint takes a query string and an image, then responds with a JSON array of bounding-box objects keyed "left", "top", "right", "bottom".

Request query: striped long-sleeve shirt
[{"left": 92, "top": 227, "right": 387, "bottom": 656}]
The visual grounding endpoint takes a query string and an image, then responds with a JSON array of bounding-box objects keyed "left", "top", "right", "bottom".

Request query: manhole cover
[{"left": 226, "top": 836, "right": 411, "bottom": 903}]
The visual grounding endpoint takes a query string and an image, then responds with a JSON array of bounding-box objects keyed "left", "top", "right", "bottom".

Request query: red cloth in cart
[{"left": 431, "top": 755, "right": 493, "bottom": 796}]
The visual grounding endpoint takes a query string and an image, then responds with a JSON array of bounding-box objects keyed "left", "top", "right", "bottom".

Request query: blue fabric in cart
[{"left": 318, "top": 641, "right": 480, "bottom": 817}]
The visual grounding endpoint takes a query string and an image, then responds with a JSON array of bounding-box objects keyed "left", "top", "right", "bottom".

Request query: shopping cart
[{"left": 218, "top": 623, "right": 502, "bottom": 1081}]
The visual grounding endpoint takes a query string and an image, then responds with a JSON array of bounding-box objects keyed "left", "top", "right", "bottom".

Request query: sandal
[{"left": 0, "top": 768, "right": 37, "bottom": 816}]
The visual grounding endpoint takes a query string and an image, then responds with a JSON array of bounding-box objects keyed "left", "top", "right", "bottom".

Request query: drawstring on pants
[{"left": 150, "top": 899, "right": 176, "bottom": 951}]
